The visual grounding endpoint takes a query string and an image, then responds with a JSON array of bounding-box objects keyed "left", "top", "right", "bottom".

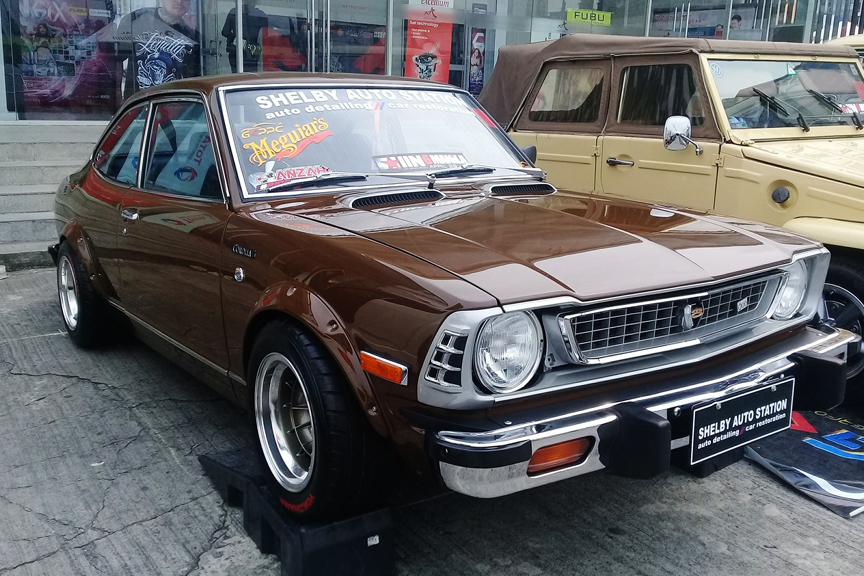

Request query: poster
[
  {"left": 468, "top": 27, "right": 485, "bottom": 95},
  {"left": 18, "top": 0, "right": 117, "bottom": 115},
  {"left": 746, "top": 408, "right": 864, "bottom": 518},
  {"left": 18, "top": 0, "right": 202, "bottom": 116},
  {"left": 404, "top": 19, "right": 452, "bottom": 82}
]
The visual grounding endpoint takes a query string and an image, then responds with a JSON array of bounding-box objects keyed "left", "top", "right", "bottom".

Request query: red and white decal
[
  {"left": 374, "top": 152, "right": 468, "bottom": 172},
  {"left": 250, "top": 164, "right": 331, "bottom": 191}
]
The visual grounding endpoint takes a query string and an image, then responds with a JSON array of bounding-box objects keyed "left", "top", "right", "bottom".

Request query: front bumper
[{"left": 431, "top": 325, "right": 857, "bottom": 498}]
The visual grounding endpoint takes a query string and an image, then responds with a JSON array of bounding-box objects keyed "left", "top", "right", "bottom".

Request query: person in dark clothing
[
  {"left": 221, "top": 5, "right": 269, "bottom": 73},
  {"left": 114, "top": 0, "right": 200, "bottom": 98}
]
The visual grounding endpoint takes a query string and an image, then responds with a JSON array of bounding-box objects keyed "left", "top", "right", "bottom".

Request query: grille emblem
[
  {"left": 681, "top": 303, "right": 704, "bottom": 331},
  {"left": 736, "top": 297, "right": 749, "bottom": 313}
]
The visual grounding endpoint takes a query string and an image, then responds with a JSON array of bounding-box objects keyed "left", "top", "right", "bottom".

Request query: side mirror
[
  {"left": 663, "top": 116, "right": 703, "bottom": 155},
  {"left": 521, "top": 145, "right": 537, "bottom": 164}
]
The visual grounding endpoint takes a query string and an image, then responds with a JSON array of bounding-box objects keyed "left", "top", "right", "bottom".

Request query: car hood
[
  {"left": 266, "top": 189, "right": 818, "bottom": 305},
  {"left": 742, "top": 138, "right": 864, "bottom": 188}
]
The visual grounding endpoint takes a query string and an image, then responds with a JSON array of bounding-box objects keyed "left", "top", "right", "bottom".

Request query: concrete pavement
[{"left": 1, "top": 268, "right": 863, "bottom": 576}]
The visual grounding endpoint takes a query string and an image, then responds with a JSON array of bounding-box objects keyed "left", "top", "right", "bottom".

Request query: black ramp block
[
  {"left": 200, "top": 449, "right": 395, "bottom": 576},
  {"left": 246, "top": 484, "right": 394, "bottom": 576}
]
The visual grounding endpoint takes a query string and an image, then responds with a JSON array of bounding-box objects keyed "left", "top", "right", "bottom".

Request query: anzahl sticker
[
  {"left": 374, "top": 153, "right": 469, "bottom": 172},
  {"left": 249, "top": 164, "right": 331, "bottom": 191}
]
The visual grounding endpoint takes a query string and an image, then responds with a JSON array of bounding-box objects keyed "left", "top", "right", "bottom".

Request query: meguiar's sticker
[
  {"left": 728, "top": 116, "right": 748, "bottom": 128},
  {"left": 243, "top": 117, "right": 332, "bottom": 166},
  {"left": 374, "top": 153, "right": 469, "bottom": 172},
  {"left": 710, "top": 62, "right": 723, "bottom": 78},
  {"left": 843, "top": 102, "right": 864, "bottom": 113},
  {"left": 249, "top": 164, "right": 331, "bottom": 191}
]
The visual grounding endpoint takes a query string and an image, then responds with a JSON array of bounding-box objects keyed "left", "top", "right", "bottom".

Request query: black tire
[
  {"left": 56, "top": 241, "right": 111, "bottom": 348},
  {"left": 247, "top": 318, "right": 392, "bottom": 522},
  {"left": 825, "top": 254, "right": 864, "bottom": 404}
]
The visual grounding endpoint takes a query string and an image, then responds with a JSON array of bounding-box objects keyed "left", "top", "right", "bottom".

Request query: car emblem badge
[
  {"left": 736, "top": 297, "right": 749, "bottom": 313},
  {"left": 682, "top": 303, "right": 704, "bottom": 331}
]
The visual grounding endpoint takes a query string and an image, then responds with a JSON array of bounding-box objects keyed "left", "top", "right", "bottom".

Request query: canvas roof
[{"left": 479, "top": 34, "right": 859, "bottom": 129}]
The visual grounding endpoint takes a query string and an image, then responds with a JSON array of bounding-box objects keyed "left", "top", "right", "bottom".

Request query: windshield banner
[{"left": 745, "top": 408, "right": 864, "bottom": 518}]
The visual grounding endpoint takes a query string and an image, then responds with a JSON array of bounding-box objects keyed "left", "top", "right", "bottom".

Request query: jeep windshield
[
  {"left": 222, "top": 86, "right": 530, "bottom": 199},
  {"left": 707, "top": 59, "right": 864, "bottom": 130}
]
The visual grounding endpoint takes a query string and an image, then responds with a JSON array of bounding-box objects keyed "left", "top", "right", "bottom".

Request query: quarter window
[
  {"left": 94, "top": 106, "right": 147, "bottom": 186},
  {"left": 618, "top": 64, "right": 704, "bottom": 126},
  {"left": 529, "top": 67, "right": 605, "bottom": 123},
  {"left": 143, "top": 102, "right": 221, "bottom": 200}
]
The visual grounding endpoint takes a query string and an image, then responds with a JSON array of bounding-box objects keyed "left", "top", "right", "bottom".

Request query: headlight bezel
[
  {"left": 473, "top": 310, "right": 544, "bottom": 394},
  {"left": 771, "top": 259, "right": 810, "bottom": 321}
]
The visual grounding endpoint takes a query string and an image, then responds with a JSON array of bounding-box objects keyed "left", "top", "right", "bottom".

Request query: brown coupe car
[{"left": 51, "top": 73, "right": 856, "bottom": 522}]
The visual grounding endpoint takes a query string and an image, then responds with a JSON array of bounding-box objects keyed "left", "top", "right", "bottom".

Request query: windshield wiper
[
  {"left": 427, "top": 165, "right": 494, "bottom": 179},
  {"left": 264, "top": 172, "right": 367, "bottom": 192},
  {"left": 807, "top": 88, "right": 864, "bottom": 130},
  {"left": 753, "top": 87, "right": 810, "bottom": 132}
]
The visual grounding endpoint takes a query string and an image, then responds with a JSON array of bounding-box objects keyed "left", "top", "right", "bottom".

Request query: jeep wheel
[
  {"left": 825, "top": 255, "right": 864, "bottom": 402},
  {"left": 247, "top": 318, "right": 391, "bottom": 522}
]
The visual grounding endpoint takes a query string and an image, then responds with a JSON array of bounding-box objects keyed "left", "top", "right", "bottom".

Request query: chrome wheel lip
[
  {"left": 57, "top": 255, "right": 79, "bottom": 331},
  {"left": 824, "top": 283, "right": 864, "bottom": 379},
  {"left": 255, "top": 352, "right": 316, "bottom": 493}
]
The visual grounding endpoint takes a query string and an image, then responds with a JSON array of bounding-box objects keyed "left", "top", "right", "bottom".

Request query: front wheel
[
  {"left": 247, "top": 319, "right": 391, "bottom": 522},
  {"left": 824, "top": 255, "right": 864, "bottom": 402}
]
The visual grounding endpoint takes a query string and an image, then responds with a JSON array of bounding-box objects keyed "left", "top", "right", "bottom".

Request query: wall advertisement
[{"left": 404, "top": 18, "right": 452, "bottom": 82}]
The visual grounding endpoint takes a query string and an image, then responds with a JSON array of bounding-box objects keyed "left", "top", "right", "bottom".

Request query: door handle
[
  {"left": 121, "top": 208, "right": 139, "bottom": 221},
  {"left": 606, "top": 158, "right": 635, "bottom": 167}
]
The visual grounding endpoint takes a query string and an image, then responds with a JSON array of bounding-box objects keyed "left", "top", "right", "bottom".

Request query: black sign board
[{"left": 691, "top": 378, "right": 794, "bottom": 465}]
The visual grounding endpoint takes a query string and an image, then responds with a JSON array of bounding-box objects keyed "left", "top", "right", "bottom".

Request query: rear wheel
[
  {"left": 56, "top": 241, "right": 110, "bottom": 348},
  {"left": 825, "top": 254, "right": 864, "bottom": 403},
  {"left": 247, "top": 318, "right": 391, "bottom": 522}
]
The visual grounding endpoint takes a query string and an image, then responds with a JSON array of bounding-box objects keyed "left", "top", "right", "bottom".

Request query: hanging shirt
[{"left": 115, "top": 8, "right": 201, "bottom": 98}]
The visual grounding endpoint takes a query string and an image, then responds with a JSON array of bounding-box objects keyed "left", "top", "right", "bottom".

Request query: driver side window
[
  {"left": 143, "top": 101, "right": 222, "bottom": 200},
  {"left": 618, "top": 64, "right": 705, "bottom": 127}
]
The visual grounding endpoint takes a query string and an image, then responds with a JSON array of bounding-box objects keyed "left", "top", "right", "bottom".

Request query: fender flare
[
  {"left": 59, "top": 220, "right": 117, "bottom": 300},
  {"left": 784, "top": 218, "right": 864, "bottom": 253},
  {"left": 242, "top": 281, "right": 390, "bottom": 438}
]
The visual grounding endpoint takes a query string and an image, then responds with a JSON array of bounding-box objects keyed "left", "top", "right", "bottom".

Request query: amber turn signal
[
  {"left": 360, "top": 351, "right": 407, "bottom": 385},
  {"left": 527, "top": 438, "right": 592, "bottom": 475}
]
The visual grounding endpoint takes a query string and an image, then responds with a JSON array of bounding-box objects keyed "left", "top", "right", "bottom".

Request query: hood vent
[
  {"left": 350, "top": 190, "right": 444, "bottom": 209},
  {"left": 489, "top": 183, "right": 556, "bottom": 196}
]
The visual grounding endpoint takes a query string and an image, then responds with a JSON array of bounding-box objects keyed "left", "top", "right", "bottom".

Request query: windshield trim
[
  {"left": 217, "top": 83, "right": 525, "bottom": 202},
  {"left": 702, "top": 54, "right": 864, "bottom": 140}
]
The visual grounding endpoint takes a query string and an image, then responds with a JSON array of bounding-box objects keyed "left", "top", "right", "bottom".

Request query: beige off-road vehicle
[{"left": 480, "top": 34, "right": 864, "bottom": 387}]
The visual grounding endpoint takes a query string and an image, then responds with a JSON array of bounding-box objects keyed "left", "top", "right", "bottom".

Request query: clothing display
[
  {"left": 221, "top": 6, "right": 269, "bottom": 73},
  {"left": 115, "top": 8, "right": 201, "bottom": 98}
]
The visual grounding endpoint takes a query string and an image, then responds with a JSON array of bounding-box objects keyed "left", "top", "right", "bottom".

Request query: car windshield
[
  {"left": 707, "top": 59, "right": 864, "bottom": 130},
  {"left": 223, "top": 87, "right": 526, "bottom": 198}
]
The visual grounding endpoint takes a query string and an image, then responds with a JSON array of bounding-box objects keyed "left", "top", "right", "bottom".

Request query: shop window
[
  {"left": 618, "top": 64, "right": 704, "bottom": 126},
  {"left": 94, "top": 106, "right": 148, "bottom": 186},
  {"left": 143, "top": 102, "right": 221, "bottom": 200},
  {"left": 529, "top": 67, "right": 605, "bottom": 123}
]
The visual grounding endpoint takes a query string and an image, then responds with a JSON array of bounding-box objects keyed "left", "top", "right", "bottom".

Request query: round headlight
[
  {"left": 773, "top": 260, "right": 808, "bottom": 320},
  {"left": 474, "top": 311, "right": 542, "bottom": 393}
]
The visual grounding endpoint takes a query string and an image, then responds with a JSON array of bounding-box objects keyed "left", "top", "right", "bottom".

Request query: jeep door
[
  {"left": 115, "top": 98, "right": 234, "bottom": 398},
  {"left": 510, "top": 59, "right": 610, "bottom": 193},
  {"left": 598, "top": 56, "right": 722, "bottom": 212}
]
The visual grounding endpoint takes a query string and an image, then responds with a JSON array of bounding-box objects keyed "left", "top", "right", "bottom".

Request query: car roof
[
  {"left": 826, "top": 34, "right": 864, "bottom": 48},
  {"left": 478, "top": 33, "right": 860, "bottom": 130}
]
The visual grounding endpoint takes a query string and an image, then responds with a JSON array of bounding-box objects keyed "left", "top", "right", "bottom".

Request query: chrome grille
[
  {"left": 561, "top": 273, "right": 783, "bottom": 363},
  {"left": 425, "top": 331, "right": 467, "bottom": 387}
]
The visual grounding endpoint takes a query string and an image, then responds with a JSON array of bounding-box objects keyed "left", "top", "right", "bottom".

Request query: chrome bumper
[{"left": 434, "top": 326, "right": 858, "bottom": 499}]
